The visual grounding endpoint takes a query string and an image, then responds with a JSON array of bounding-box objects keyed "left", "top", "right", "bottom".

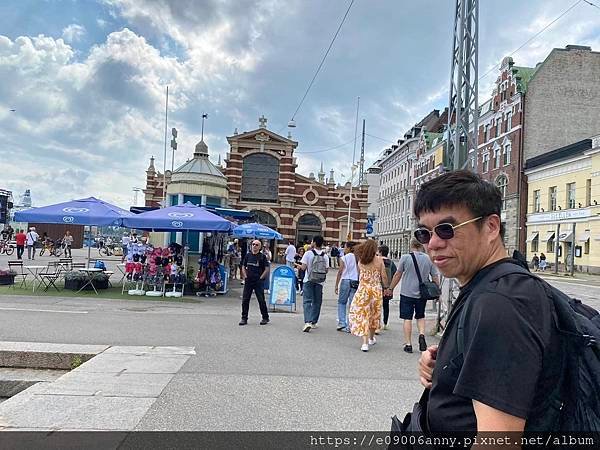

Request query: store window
[
  {"left": 531, "top": 235, "right": 539, "bottom": 253},
  {"left": 547, "top": 236, "right": 555, "bottom": 253}
]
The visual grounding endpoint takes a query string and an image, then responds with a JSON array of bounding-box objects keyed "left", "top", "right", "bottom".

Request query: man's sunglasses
[
  {"left": 251, "top": 243, "right": 261, "bottom": 246},
  {"left": 414, "top": 216, "right": 483, "bottom": 245}
]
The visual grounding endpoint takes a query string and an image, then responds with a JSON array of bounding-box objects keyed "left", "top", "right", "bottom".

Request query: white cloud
[{"left": 62, "top": 24, "right": 86, "bottom": 43}]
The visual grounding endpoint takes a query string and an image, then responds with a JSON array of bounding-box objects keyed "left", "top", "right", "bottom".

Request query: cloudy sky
[{"left": 1, "top": 0, "right": 599, "bottom": 208}]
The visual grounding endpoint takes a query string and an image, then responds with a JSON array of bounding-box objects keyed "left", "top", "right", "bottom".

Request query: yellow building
[{"left": 524, "top": 136, "right": 600, "bottom": 273}]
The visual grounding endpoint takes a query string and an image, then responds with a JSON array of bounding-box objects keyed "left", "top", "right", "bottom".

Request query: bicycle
[
  {"left": 39, "top": 240, "right": 64, "bottom": 257},
  {"left": 0, "top": 240, "right": 14, "bottom": 256},
  {"left": 98, "top": 241, "right": 118, "bottom": 257}
]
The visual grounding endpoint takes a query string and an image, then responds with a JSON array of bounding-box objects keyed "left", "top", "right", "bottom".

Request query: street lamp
[{"left": 346, "top": 164, "right": 358, "bottom": 241}]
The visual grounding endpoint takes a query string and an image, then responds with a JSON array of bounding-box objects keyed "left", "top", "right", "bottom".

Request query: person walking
[
  {"left": 15, "top": 229, "right": 26, "bottom": 260},
  {"left": 294, "top": 247, "right": 305, "bottom": 294},
  {"left": 348, "top": 239, "right": 388, "bottom": 352},
  {"left": 62, "top": 230, "right": 74, "bottom": 258},
  {"left": 330, "top": 244, "right": 339, "bottom": 268},
  {"left": 531, "top": 253, "right": 540, "bottom": 271},
  {"left": 284, "top": 240, "right": 296, "bottom": 269},
  {"left": 415, "top": 170, "right": 565, "bottom": 433},
  {"left": 26, "top": 227, "right": 39, "bottom": 260},
  {"left": 121, "top": 232, "right": 130, "bottom": 263},
  {"left": 387, "top": 238, "right": 439, "bottom": 353},
  {"left": 378, "top": 244, "right": 397, "bottom": 331},
  {"left": 539, "top": 252, "right": 547, "bottom": 271},
  {"left": 334, "top": 241, "right": 358, "bottom": 332},
  {"left": 298, "top": 235, "right": 329, "bottom": 332},
  {"left": 239, "top": 240, "right": 270, "bottom": 326}
]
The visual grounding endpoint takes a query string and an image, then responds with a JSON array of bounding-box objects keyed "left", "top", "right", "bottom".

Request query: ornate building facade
[{"left": 224, "top": 117, "right": 369, "bottom": 248}]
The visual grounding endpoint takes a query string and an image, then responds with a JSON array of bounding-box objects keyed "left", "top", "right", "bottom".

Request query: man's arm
[
  {"left": 240, "top": 256, "right": 247, "bottom": 280},
  {"left": 387, "top": 269, "right": 403, "bottom": 293},
  {"left": 473, "top": 401, "right": 525, "bottom": 432},
  {"left": 260, "top": 256, "right": 269, "bottom": 280}
]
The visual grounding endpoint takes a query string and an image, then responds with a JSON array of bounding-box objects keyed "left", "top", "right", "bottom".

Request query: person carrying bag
[{"left": 409, "top": 252, "right": 440, "bottom": 301}]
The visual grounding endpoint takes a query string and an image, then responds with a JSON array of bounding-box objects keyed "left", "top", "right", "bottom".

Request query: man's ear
[{"left": 486, "top": 214, "right": 502, "bottom": 241}]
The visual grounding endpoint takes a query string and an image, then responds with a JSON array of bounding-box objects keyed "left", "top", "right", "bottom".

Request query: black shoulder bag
[{"left": 409, "top": 252, "right": 440, "bottom": 301}]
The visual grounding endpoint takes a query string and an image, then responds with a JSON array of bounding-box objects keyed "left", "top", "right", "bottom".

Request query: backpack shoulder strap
[
  {"left": 409, "top": 252, "right": 424, "bottom": 284},
  {"left": 456, "top": 261, "right": 535, "bottom": 355}
]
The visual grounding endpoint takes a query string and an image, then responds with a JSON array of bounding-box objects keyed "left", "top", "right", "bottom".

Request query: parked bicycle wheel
[
  {"left": 39, "top": 248, "right": 46, "bottom": 256},
  {"left": 5, "top": 245, "right": 14, "bottom": 256},
  {"left": 99, "top": 246, "right": 111, "bottom": 257},
  {"left": 53, "top": 247, "right": 63, "bottom": 257}
]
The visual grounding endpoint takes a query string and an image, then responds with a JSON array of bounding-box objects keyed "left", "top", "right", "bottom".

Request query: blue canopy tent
[
  {"left": 232, "top": 222, "right": 283, "bottom": 240},
  {"left": 14, "top": 196, "right": 133, "bottom": 267},
  {"left": 121, "top": 203, "right": 236, "bottom": 278},
  {"left": 121, "top": 203, "right": 235, "bottom": 232}
]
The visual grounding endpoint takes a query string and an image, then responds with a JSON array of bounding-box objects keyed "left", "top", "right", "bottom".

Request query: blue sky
[{"left": 1, "top": 0, "right": 599, "bottom": 208}]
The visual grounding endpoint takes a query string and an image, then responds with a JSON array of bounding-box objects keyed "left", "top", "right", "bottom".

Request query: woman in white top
[{"left": 334, "top": 241, "right": 359, "bottom": 332}]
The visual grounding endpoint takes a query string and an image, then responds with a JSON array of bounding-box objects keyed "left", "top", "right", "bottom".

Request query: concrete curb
[{"left": 0, "top": 342, "right": 109, "bottom": 370}]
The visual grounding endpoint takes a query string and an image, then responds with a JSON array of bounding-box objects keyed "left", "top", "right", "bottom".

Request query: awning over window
[
  {"left": 526, "top": 232, "right": 539, "bottom": 242},
  {"left": 577, "top": 231, "right": 591, "bottom": 242},
  {"left": 543, "top": 232, "right": 555, "bottom": 242},
  {"left": 558, "top": 231, "right": 573, "bottom": 242}
]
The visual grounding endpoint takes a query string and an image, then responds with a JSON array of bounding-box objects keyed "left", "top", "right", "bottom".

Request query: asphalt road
[{"left": 0, "top": 248, "right": 598, "bottom": 431}]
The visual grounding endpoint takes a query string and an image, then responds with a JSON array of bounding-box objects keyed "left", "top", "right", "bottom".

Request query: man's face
[
  {"left": 251, "top": 241, "right": 261, "bottom": 253},
  {"left": 417, "top": 205, "right": 495, "bottom": 285}
]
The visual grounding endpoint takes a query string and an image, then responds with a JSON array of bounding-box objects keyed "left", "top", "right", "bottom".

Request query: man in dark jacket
[
  {"left": 415, "top": 170, "right": 561, "bottom": 433},
  {"left": 239, "top": 240, "right": 270, "bottom": 326}
]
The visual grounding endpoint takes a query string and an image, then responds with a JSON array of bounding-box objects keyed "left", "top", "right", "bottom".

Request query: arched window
[
  {"left": 298, "top": 214, "right": 321, "bottom": 228},
  {"left": 496, "top": 175, "right": 508, "bottom": 210},
  {"left": 241, "top": 154, "right": 279, "bottom": 202},
  {"left": 251, "top": 210, "right": 277, "bottom": 227}
]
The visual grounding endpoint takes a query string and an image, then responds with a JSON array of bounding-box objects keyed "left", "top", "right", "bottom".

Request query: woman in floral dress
[{"left": 349, "top": 239, "right": 388, "bottom": 352}]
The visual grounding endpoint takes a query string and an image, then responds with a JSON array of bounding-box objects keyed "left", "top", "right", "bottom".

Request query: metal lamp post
[{"left": 346, "top": 164, "right": 358, "bottom": 242}]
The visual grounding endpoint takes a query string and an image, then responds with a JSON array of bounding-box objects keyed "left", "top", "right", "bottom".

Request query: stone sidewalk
[{"left": 0, "top": 343, "right": 195, "bottom": 431}]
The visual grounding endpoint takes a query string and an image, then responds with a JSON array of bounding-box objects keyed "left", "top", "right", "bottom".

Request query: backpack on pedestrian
[
  {"left": 307, "top": 249, "right": 328, "bottom": 283},
  {"left": 330, "top": 246, "right": 339, "bottom": 258},
  {"left": 457, "top": 261, "right": 600, "bottom": 431}
]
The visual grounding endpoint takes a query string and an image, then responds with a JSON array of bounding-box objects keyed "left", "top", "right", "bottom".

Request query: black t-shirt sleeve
[
  {"left": 454, "top": 287, "right": 548, "bottom": 419},
  {"left": 259, "top": 254, "right": 267, "bottom": 272}
]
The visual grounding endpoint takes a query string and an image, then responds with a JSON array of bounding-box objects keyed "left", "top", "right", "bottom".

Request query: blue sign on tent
[{"left": 269, "top": 266, "right": 296, "bottom": 311}]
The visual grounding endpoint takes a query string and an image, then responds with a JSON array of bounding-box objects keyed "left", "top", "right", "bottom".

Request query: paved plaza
[{"left": 0, "top": 248, "right": 599, "bottom": 431}]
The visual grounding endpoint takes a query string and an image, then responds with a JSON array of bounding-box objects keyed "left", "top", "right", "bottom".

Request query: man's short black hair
[
  {"left": 312, "top": 235, "right": 324, "bottom": 247},
  {"left": 378, "top": 244, "right": 389, "bottom": 257},
  {"left": 413, "top": 170, "right": 505, "bottom": 239}
]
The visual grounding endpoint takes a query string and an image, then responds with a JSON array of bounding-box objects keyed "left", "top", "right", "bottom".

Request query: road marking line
[{"left": 0, "top": 307, "right": 88, "bottom": 314}]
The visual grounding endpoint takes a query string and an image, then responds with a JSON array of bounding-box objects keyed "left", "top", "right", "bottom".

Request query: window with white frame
[
  {"left": 549, "top": 186, "right": 557, "bottom": 211},
  {"left": 496, "top": 175, "right": 508, "bottom": 210},
  {"left": 533, "top": 190, "right": 541, "bottom": 213},
  {"left": 503, "top": 144, "right": 511, "bottom": 165},
  {"left": 567, "top": 183, "right": 576, "bottom": 209},
  {"left": 483, "top": 153, "right": 490, "bottom": 173},
  {"left": 494, "top": 148, "right": 501, "bottom": 169}
]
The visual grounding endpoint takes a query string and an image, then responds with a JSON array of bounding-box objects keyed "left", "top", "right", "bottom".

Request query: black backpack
[{"left": 456, "top": 261, "right": 600, "bottom": 431}]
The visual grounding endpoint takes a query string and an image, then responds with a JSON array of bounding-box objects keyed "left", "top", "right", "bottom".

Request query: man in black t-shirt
[
  {"left": 413, "top": 170, "right": 560, "bottom": 433},
  {"left": 239, "top": 240, "right": 270, "bottom": 326}
]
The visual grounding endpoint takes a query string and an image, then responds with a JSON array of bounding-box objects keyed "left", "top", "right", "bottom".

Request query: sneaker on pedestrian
[
  {"left": 336, "top": 325, "right": 345, "bottom": 331},
  {"left": 240, "top": 281, "right": 245, "bottom": 285},
  {"left": 418, "top": 334, "right": 427, "bottom": 352},
  {"left": 368, "top": 337, "right": 377, "bottom": 345},
  {"left": 403, "top": 344, "right": 413, "bottom": 353},
  {"left": 383, "top": 324, "right": 389, "bottom": 330},
  {"left": 310, "top": 323, "right": 318, "bottom": 329},
  {"left": 238, "top": 319, "right": 247, "bottom": 326},
  {"left": 374, "top": 328, "right": 381, "bottom": 335},
  {"left": 361, "top": 344, "right": 369, "bottom": 352},
  {"left": 302, "top": 323, "right": 311, "bottom": 332},
  {"left": 260, "top": 318, "right": 269, "bottom": 325}
]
